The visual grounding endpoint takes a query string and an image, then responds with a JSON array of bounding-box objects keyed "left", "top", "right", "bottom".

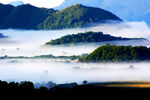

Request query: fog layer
[
  {"left": 0, "top": 59, "right": 150, "bottom": 84},
  {"left": 0, "top": 22, "right": 150, "bottom": 84},
  {"left": 0, "top": 22, "right": 150, "bottom": 57}
]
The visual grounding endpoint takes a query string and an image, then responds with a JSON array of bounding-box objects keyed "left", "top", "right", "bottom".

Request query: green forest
[
  {"left": 80, "top": 44, "right": 150, "bottom": 62},
  {"left": 0, "top": 4, "right": 122, "bottom": 30},
  {"left": 46, "top": 31, "right": 141, "bottom": 45},
  {"left": 0, "top": 4, "right": 56, "bottom": 29},
  {"left": 38, "top": 4, "right": 122, "bottom": 29}
]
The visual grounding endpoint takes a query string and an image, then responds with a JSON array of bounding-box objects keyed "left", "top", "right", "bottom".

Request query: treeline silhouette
[{"left": 0, "top": 80, "right": 150, "bottom": 99}]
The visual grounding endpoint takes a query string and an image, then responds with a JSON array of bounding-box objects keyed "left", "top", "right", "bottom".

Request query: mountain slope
[
  {"left": 38, "top": 4, "right": 122, "bottom": 29},
  {"left": 56, "top": 0, "right": 150, "bottom": 25},
  {"left": 0, "top": 3, "right": 56, "bottom": 29},
  {"left": 0, "top": 4, "right": 14, "bottom": 25},
  {"left": 0, "top": 3, "right": 122, "bottom": 30}
]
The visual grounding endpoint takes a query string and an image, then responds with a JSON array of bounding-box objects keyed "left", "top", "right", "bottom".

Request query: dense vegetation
[
  {"left": 46, "top": 31, "right": 141, "bottom": 45},
  {"left": 80, "top": 44, "right": 150, "bottom": 62},
  {"left": 34, "top": 55, "right": 83, "bottom": 60},
  {"left": 0, "top": 80, "right": 149, "bottom": 98},
  {"left": 0, "top": 4, "right": 56, "bottom": 29},
  {"left": 0, "top": 3, "right": 122, "bottom": 30},
  {"left": 38, "top": 4, "right": 122, "bottom": 29}
]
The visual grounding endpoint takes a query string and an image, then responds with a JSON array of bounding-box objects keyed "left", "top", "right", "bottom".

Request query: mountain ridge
[
  {"left": 0, "top": 3, "right": 122, "bottom": 30},
  {"left": 38, "top": 4, "right": 122, "bottom": 29},
  {"left": 56, "top": 0, "right": 150, "bottom": 25}
]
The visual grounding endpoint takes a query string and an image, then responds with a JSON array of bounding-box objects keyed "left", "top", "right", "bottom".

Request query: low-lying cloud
[
  {"left": 0, "top": 59, "right": 150, "bottom": 84},
  {"left": 0, "top": 21, "right": 150, "bottom": 84},
  {"left": 0, "top": 21, "right": 150, "bottom": 57}
]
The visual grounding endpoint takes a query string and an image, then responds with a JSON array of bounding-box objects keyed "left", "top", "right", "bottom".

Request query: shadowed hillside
[
  {"left": 0, "top": 4, "right": 56, "bottom": 29},
  {"left": 0, "top": 3, "right": 122, "bottom": 30}
]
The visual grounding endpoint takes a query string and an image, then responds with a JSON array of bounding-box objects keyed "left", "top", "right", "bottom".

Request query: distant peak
[
  {"left": 62, "top": 4, "right": 87, "bottom": 10},
  {"left": 74, "top": 4, "right": 83, "bottom": 6},
  {"left": 9, "top": 1, "right": 24, "bottom": 7},
  {"left": 71, "top": 4, "right": 85, "bottom": 8}
]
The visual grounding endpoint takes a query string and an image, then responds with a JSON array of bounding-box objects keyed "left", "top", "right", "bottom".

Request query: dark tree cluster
[
  {"left": 0, "top": 80, "right": 149, "bottom": 99},
  {"left": 0, "top": 4, "right": 56, "bottom": 29},
  {"left": 0, "top": 3, "right": 122, "bottom": 30},
  {"left": 46, "top": 31, "right": 140, "bottom": 45},
  {"left": 80, "top": 44, "right": 150, "bottom": 62}
]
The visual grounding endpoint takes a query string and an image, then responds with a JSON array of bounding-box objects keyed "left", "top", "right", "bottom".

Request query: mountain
[
  {"left": 79, "top": 44, "right": 150, "bottom": 62},
  {"left": 0, "top": 3, "right": 122, "bottom": 30},
  {"left": 9, "top": 1, "right": 24, "bottom": 7},
  {"left": 0, "top": 4, "right": 14, "bottom": 25},
  {"left": 46, "top": 31, "right": 140, "bottom": 45},
  {"left": 38, "top": 4, "right": 122, "bottom": 29},
  {"left": 0, "top": 3, "right": 56, "bottom": 29},
  {"left": 56, "top": 0, "right": 150, "bottom": 25}
]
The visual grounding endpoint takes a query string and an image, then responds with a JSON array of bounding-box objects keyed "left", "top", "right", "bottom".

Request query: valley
[{"left": 0, "top": 2, "right": 149, "bottom": 95}]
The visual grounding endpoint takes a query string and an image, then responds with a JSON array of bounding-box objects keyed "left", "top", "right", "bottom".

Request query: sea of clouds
[
  {"left": 0, "top": 21, "right": 150, "bottom": 84},
  {"left": 0, "top": 21, "right": 150, "bottom": 57}
]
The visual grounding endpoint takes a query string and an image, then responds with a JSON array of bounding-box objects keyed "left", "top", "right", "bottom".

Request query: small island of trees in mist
[
  {"left": 80, "top": 44, "right": 150, "bottom": 62},
  {"left": 46, "top": 31, "right": 144, "bottom": 45},
  {"left": 2, "top": 44, "right": 150, "bottom": 63}
]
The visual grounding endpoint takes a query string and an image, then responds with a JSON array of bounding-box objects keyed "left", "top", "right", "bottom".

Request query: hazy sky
[{"left": 0, "top": 0, "right": 64, "bottom": 8}]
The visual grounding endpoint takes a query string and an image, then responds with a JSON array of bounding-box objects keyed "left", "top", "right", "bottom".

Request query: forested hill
[
  {"left": 0, "top": 3, "right": 122, "bottom": 30},
  {"left": 46, "top": 31, "right": 142, "bottom": 45},
  {"left": 79, "top": 44, "right": 150, "bottom": 62},
  {"left": 0, "top": 4, "right": 56, "bottom": 29},
  {"left": 38, "top": 4, "right": 122, "bottom": 29}
]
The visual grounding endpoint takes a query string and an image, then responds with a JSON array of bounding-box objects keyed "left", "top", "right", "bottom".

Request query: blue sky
[{"left": 0, "top": 0, "right": 64, "bottom": 8}]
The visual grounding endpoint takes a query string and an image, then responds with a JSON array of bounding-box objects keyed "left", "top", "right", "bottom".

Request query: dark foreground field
[{"left": 0, "top": 81, "right": 150, "bottom": 99}]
